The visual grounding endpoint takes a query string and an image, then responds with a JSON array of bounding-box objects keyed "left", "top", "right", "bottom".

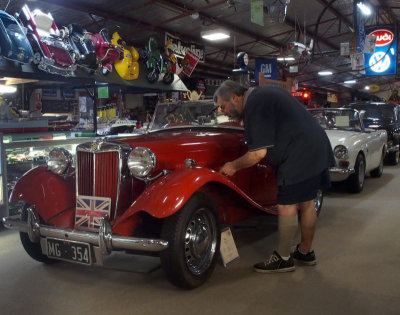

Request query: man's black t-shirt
[{"left": 244, "top": 85, "right": 335, "bottom": 186}]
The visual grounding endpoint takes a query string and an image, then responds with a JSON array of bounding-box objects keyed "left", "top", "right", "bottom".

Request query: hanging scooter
[
  {"left": 91, "top": 28, "right": 121, "bottom": 75},
  {"left": 111, "top": 32, "right": 139, "bottom": 80},
  {"left": 0, "top": 10, "right": 33, "bottom": 64},
  {"left": 140, "top": 37, "right": 176, "bottom": 84},
  {"left": 62, "top": 23, "right": 97, "bottom": 72},
  {"left": 18, "top": 4, "right": 77, "bottom": 76}
]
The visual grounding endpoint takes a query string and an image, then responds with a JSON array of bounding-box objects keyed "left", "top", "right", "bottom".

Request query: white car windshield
[
  {"left": 308, "top": 109, "right": 362, "bottom": 132},
  {"left": 150, "top": 100, "right": 240, "bottom": 131}
]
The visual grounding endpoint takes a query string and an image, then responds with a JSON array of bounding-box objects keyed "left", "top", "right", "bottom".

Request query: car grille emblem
[{"left": 91, "top": 142, "right": 99, "bottom": 151}]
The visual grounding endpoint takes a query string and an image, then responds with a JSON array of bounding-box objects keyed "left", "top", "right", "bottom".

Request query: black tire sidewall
[
  {"left": 160, "top": 192, "right": 220, "bottom": 289},
  {"left": 347, "top": 154, "right": 365, "bottom": 193}
]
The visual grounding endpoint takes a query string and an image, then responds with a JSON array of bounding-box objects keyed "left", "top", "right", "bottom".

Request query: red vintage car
[{"left": 3, "top": 100, "right": 323, "bottom": 289}]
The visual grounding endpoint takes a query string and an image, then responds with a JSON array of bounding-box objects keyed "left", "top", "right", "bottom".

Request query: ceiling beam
[
  {"left": 376, "top": 0, "right": 399, "bottom": 23},
  {"left": 315, "top": 0, "right": 354, "bottom": 31},
  {"left": 154, "top": 0, "right": 283, "bottom": 50}
]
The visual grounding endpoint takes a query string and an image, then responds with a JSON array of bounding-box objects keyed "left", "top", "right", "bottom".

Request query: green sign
[
  {"left": 251, "top": 0, "right": 264, "bottom": 26},
  {"left": 97, "top": 86, "right": 109, "bottom": 99}
]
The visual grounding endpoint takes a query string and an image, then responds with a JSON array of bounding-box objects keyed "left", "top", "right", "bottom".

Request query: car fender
[
  {"left": 113, "top": 167, "right": 264, "bottom": 227},
  {"left": 9, "top": 165, "right": 75, "bottom": 223}
]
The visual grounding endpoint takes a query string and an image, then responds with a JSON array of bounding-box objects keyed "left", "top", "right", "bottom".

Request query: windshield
[
  {"left": 150, "top": 100, "right": 240, "bottom": 130},
  {"left": 346, "top": 104, "right": 395, "bottom": 121},
  {"left": 308, "top": 108, "right": 362, "bottom": 132}
]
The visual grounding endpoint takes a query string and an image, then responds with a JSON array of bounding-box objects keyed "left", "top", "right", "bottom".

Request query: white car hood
[{"left": 325, "top": 130, "right": 361, "bottom": 148}]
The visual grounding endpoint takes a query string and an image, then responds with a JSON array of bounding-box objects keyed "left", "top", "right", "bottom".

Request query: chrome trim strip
[
  {"left": 387, "top": 145, "right": 399, "bottom": 152},
  {"left": 2, "top": 210, "right": 168, "bottom": 253},
  {"left": 329, "top": 167, "right": 355, "bottom": 174}
]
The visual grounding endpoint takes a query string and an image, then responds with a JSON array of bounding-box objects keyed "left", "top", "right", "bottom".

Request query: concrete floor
[{"left": 1, "top": 165, "right": 400, "bottom": 315}]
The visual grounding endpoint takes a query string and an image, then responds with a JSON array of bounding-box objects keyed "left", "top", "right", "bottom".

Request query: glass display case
[{"left": 1, "top": 135, "right": 95, "bottom": 216}]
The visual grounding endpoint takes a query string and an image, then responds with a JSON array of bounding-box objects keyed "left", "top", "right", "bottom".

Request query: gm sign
[
  {"left": 255, "top": 58, "right": 277, "bottom": 83},
  {"left": 364, "top": 27, "right": 397, "bottom": 76}
]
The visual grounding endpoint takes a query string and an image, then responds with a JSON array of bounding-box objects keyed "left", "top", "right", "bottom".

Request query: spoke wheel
[{"left": 160, "top": 192, "right": 220, "bottom": 289}]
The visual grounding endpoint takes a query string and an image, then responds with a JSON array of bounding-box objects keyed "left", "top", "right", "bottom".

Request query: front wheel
[
  {"left": 19, "top": 207, "right": 58, "bottom": 264},
  {"left": 146, "top": 70, "right": 159, "bottom": 83},
  {"left": 347, "top": 153, "right": 365, "bottom": 193},
  {"left": 160, "top": 192, "right": 220, "bottom": 289}
]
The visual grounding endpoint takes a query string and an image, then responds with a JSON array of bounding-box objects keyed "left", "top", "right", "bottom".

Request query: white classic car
[{"left": 309, "top": 108, "right": 387, "bottom": 193}]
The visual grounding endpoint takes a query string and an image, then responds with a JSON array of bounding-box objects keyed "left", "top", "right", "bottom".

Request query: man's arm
[{"left": 219, "top": 148, "right": 267, "bottom": 176}]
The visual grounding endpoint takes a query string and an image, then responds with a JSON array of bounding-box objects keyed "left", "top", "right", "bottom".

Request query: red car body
[{"left": 3, "top": 101, "right": 322, "bottom": 289}]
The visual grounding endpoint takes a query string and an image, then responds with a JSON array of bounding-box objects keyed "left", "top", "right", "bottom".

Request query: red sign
[
  {"left": 181, "top": 50, "right": 200, "bottom": 77},
  {"left": 369, "top": 29, "right": 394, "bottom": 47}
]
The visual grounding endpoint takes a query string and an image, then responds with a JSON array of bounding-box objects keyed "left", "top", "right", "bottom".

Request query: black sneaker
[
  {"left": 292, "top": 244, "right": 317, "bottom": 266},
  {"left": 253, "top": 251, "right": 295, "bottom": 273}
]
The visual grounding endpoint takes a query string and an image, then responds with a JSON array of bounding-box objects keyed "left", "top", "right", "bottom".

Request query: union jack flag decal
[{"left": 75, "top": 195, "right": 111, "bottom": 231}]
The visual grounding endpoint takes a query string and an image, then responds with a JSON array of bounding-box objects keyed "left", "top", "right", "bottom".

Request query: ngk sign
[{"left": 364, "top": 27, "right": 397, "bottom": 76}]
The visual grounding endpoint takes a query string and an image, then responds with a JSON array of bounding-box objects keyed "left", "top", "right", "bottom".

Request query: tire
[
  {"left": 347, "top": 153, "right": 365, "bottom": 193},
  {"left": 370, "top": 149, "right": 385, "bottom": 178},
  {"left": 160, "top": 192, "right": 220, "bottom": 289},
  {"left": 19, "top": 207, "right": 58, "bottom": 264},
  {"left": 387, "top": 151, "right": 399, "bottom": 165},
  {"left": 146, "top": 70, "right": 159, "bottom": 83},
  {"left": 314, "top": 189, "right": 323, "bottom": 216},
  {"left": 162, "top": 72, "right": 174, "bottom": 84}
]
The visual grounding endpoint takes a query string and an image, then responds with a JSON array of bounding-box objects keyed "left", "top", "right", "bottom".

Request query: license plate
[{"left": 46, "top": 238, "right": 91, "bottom": 265}]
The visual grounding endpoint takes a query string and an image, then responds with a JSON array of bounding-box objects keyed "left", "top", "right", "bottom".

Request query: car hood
[{"left": 325, "top": 129, "right": 361, "bottom": 148}]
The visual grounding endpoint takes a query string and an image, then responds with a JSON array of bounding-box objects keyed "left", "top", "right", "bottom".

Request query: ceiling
[{"left": 1, "top": 0, "right": 399, "bottom": 95}]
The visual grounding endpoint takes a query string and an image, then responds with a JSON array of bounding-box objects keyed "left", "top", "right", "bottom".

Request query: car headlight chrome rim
[
  {"left": 47, "top": 148, "right": 73, "bottom": 175},
  {"left": 128, "top": 147, "right": 156, "bottom": 178},
  {"left": 334, "top": 145, "right": 349, "bottom": 160}
]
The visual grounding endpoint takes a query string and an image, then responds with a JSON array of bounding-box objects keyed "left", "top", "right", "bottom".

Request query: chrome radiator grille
[{"left": 77, "top": 151, "right": 119, "bottom": 215}]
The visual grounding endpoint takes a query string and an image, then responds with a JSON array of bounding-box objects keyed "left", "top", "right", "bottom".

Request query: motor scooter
[
  {"left": 0, "top": 10, "right": 33, "bottom": 64},
  {"left": 111, "top": 32, "right": 139, "bottom": 80},
  {"left": 91, "top": 28, "right": 121, "bottom": 75},
  {"left": 63, "top": 23, "right": 97, "bottom": 72},
  {"left": 140, "top": 37, "right": 176, "bottom": 84},
  {"left": 18, "top": 4, "right": 76, "bottom": 76}
]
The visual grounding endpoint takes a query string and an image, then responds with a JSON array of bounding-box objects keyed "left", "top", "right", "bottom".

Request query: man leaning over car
[{"left": 214, "top": 80, "right": 335, "bottom": 273}]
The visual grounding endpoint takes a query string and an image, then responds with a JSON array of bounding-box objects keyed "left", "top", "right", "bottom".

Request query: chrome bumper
[
  {"left": 2, "top": 207, "right": 169, "bottom": 259},
  {"left": 329, "top": 167, "right": 355, "bottom": 174},
  {"left": 387, "top": 144, "right": 399, "bottom": 153}
]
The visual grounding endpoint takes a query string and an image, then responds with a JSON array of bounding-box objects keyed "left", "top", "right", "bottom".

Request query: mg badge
[{"left": 91, "top": 142, "right": 99, "bottom": 151}]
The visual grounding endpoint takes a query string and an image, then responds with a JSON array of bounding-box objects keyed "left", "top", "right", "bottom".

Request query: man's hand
[{"left": 219, "top": 162, "right": 237, "bottom": 176}]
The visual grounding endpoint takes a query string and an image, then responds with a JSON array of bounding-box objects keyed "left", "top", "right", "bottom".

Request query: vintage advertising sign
[
  {"left": 364, "top": 27, "right": 397, "bottom": 76},
  {"left": 181, "top": 50, "right": 200, "bottom": 77},
  {"left": 165, "top": 32, "right": 205, "bottom": 63},
  {"left": 255, "top": 58, "right": 277, "bottom": 83}
]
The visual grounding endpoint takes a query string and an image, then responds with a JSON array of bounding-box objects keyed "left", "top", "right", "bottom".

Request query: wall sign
[
  {"left": 165, "top": 32, "right": 205, "bottom": 63},
  {"left": 255, "top": 58, "right": 277, "bottom": 83},
  {"left": 364, "top": 27, "right": 397, "bottom": 76}
]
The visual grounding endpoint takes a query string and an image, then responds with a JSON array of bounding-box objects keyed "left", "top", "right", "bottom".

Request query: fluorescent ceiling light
[
  {"left": 0, "top": 85, "right": 17, "bottom": 93},
  {"left": 365, "top": 86, "right": 370, "bottom": 90},
  {"left": 318, "top": 71, "right": 333, "bottom": 76},
  {"left": 344, "top": 80, "right": 357, "bottom": 84},
  {"left": 201, "top": 29, "right": 230, "bottom": 41},
  {"left": 277, "top": 57, "right": 295, "bottom": 61},
  {"left": 357, "top": 2, "right": 372, "bottom": 16}
]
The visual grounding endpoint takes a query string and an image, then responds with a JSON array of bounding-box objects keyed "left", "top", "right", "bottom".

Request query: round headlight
[
  {"left": 47, "top": 148, "right": 73, "bottom": 175},
  {"left": 334, "top": 145, "right": 349, "bottom": 160},
  {"left": 128, "top": 147, "right": 156, "bottom": 178}
]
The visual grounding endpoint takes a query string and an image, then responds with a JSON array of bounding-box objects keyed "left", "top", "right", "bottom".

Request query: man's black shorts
[{"left": 277, "top": 169, "right": 331, "bottom": 205}]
